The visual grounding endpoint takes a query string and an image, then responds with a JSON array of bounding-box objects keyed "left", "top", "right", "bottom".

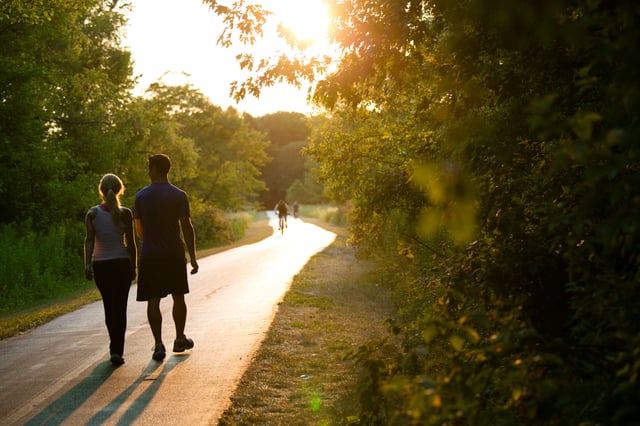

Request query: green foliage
[
  {"left": 227, "top": 212, "right": 252, "bottom": 242},
  {"left": 258, "top": 140, "right": 306, "bottom": 207},
  {"left": 301, "top": 205, "right": 349, "bottom": 227},
  {"left": 189, "top": 201, "right": 230, "bottom": 248},
  {"left": 286, "top": 156, "right": 327, "bottom": 204},
  {"left": 0, "top": 222, "right": 88, "bottom": 315},
  {"left": 249, "top": 111, "right": 311, "bottom": 147},
  {"left": 136, "top": 83, "right": 269, "bottom": 211},
  {"left": 0, "top": 0, "right": 133, "bottom": 228},
  {"left": 189, "top": 201, "right": 256, "bottom": 249},
  {"left": 249, "top": 112, "right": 312, "bottom": 207}
]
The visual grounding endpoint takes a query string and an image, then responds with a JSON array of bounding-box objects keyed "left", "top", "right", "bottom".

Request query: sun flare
[{"left": 273, "top": 0, "right": 330, "bottom": 45}]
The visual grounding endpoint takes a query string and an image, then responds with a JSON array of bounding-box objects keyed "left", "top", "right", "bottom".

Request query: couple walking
[{"left": 84, "top": 154, "right": 199, "bottom": 366}]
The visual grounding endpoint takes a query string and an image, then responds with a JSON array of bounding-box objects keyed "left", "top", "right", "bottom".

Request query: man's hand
[
  {"left": 190, "top": 260, "right": 199, "bottom": 275},
  {"left": 85, "top": 265, "right": 93, "bottom": 280}
]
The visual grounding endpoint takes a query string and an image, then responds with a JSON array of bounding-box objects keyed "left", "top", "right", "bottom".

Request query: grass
[
  {"left": 218, "top": 220, "right": 394, "bottom": 425},
  {"left": 0, "top": 288, "right": 102, "bottom": 340}
]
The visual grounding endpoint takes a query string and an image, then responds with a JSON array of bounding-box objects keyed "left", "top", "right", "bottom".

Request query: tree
[
  {"left": 286, "top": 155, "right": 327, "bottom": 205},
  {"left": 0, "top": 0, "right": 138, "bottom": 311},
  {"left": 250, "top": 111, "right": 311, "bottom": 147},
  {"left": 135, "top": 83, "right": 269, "bottom": 211},
  {"left": 0, "top": 0, "right": 134, "bottom": 227},
  {"left": 249, "top": 112, "right": 311, "bottom": 207}
]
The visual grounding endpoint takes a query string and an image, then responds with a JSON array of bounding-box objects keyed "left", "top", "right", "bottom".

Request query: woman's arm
[
  {"left": 122, "top": 207, "right": 138, "bottom": 280},
  {"left": 84, "top": 208, "right": 96, "bottom": 280}
]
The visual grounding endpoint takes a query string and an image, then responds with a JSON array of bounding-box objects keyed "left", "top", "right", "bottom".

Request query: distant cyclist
[
  {"left": 292, "top": 201, "right": 300, "bottom": 219},
  {"left": 274, "top": 199, "right": 289, "bottom": 231}
]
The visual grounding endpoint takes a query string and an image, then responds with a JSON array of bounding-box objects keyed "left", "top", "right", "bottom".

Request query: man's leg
[
  {"left": 172, "top": 293, "right": 194, "bottom": 351},
  {"left": 172, "top": 293, "right": 187, "bottom": 340},
  {"left": 147, "top": 297, "right": 163, "bottom": 345}
]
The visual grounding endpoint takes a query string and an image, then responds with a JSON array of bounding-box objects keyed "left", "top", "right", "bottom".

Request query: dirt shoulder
[{"left": 218, "top": 221, "right": 394, "bottom": 424}]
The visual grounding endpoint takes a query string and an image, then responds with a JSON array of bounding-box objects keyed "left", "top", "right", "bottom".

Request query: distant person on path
[
  {"left": 275, "top": 199, "right": 289, "bottom": 230},
  {"left": 134, "top": 154, "right": 199, "bottom": 362},
  {"left": 84, "top": 173, "right": 137, "bottom": 366},
  {"left": 292, "top": 201, "right": 300, "bottom": 219}
]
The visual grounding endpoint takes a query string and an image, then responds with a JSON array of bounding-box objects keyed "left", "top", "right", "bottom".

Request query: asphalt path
[{"left": 0, "top": 213, "right": 336, "bottom": 425}]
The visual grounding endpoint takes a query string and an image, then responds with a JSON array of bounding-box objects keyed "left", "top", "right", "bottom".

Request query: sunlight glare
[{"left": 273, "top": 0, "right": 330, "bottom": 45}]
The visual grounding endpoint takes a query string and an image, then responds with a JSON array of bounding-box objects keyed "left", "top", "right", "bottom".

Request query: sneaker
[
  {"left": 173, "top": 337, "right": 194, "bottom": 352},
  {"left": 152, "top": 343, "right": 166, "bottom": 361},
  {"left": 110, "top": 353, "right": 125, "bottom": 366}
]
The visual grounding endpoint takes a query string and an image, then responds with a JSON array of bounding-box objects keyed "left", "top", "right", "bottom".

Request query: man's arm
[{"left": 180, "top": 215, "right": 198, "bottom": 274}]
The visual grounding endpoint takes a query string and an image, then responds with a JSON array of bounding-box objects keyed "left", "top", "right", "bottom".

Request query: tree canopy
[
  {"left": 249, "top": 111, "right": 311, "bottom": 207},
  {"left": 0, "top": 0, "right": 133, "bottom": 227},
  {"left": 0, "top": 0, "right": 272, "bottom": 236}
]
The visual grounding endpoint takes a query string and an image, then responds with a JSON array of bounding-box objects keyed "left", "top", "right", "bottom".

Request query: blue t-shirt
[{"left": 134, "top": 182, "right": 190, "bottom": 259}]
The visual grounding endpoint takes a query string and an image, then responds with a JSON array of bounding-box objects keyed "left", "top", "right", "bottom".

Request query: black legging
[{"left": 93, "top": 258, "right": 132, "bottom": 357}]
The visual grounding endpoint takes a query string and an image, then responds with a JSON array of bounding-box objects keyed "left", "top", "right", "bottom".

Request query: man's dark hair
[{"left": 149, "top": 154, "right": 171, "bottom": 175}]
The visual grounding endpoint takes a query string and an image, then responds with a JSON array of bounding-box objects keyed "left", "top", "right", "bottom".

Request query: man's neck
[{"left": 150, "top": 172, "right": 169, "bottom": 183}]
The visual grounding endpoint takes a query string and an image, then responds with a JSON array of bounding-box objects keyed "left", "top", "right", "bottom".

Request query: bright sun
[{"left": 271, "top": 0, "right": 330, "bottom": 45}]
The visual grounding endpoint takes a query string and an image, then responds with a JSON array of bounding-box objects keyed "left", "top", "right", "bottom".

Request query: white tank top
[{"left": 91, "top": 206, "right": 129, "bottom": 261}]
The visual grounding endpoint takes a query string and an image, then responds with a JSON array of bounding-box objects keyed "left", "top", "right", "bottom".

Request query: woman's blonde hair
[{"left": 98, "top": 174, "right": 124, "bottom": 224}]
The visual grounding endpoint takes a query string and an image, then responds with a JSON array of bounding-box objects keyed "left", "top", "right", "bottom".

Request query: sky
[{"left": 122, "top": 0, "right": 327, "bottom": 117}]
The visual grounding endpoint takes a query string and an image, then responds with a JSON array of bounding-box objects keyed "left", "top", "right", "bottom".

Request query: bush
[
  {"left": 0, "top": 222, "right": 88, "bottom": 315},
  {"left": 190, "top": 201, "right": 257, "bottom": 249},
  {"left": 301, "top": 204, "right": 350, "bottom": 227},
  {"left": 190, "top": 202, "right": 232, "bottom": 248},
  {"left": 227, "top": 211, "right": 253, "bottom": 241}
]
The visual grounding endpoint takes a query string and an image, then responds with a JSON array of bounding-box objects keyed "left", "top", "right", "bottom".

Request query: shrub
[{"left": 0, "top": 222, "right": 88, "bottom": 315}]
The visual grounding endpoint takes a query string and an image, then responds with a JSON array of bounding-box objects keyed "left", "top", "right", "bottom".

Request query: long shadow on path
[
  {"left": 24, "top": 356, "right": 188, "bottom": 426},
  {"left": 89, "top": 355, "right": 188, "bottom": 426},
  {"left": 24, "top": 362, "right": 116, "bottom": 425}
]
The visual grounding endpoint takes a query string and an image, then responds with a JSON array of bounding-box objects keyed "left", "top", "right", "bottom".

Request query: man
[
  {"left": 134, "top": 154, "right": 199, "bottom": 361},
  {"left": 274, "top": 199, "right": 289, "bottom": 230}
]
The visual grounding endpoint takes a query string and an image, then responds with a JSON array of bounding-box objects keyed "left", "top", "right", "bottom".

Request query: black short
[{"left": 136, "top": 257, "right": 189, "bottom": 301}]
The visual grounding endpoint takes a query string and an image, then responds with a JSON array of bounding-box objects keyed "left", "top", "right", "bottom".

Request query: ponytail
[
  {"left": 98, "top": 173, "right": 124, "bottom": 225},
  {"left": 105, "top": 188, "right": 121, "bottom": 225}
]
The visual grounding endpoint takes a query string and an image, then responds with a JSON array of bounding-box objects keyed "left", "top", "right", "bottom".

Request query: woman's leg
[
  {"left": 94, "top": 260, "right": 131, "bottom": 357},
  {"left": 110, "top": 260, "right": 132, "bottom": 356}
]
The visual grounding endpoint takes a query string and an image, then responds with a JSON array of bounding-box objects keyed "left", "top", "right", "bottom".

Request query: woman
[{"left": 84, "top": 174, "right": 137, "bottom": 366}]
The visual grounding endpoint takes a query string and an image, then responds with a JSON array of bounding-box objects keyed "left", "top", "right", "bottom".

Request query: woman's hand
[{"left": 85, "top": 265, "right": 93, "bottom": 280}]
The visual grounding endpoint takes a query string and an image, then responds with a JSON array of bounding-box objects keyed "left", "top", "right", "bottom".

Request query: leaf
[
  {"left": 463, "top": 327, "right": 481, "bottom": 343},
  {"left": 422, "top": 325, "right": 439, "bottom": 343},
  {"left": 449, "top": 335, "right": 465, "bottom": 351}
]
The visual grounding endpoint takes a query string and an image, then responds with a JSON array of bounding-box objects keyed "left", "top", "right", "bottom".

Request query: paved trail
[{"left": 0, "top": 214, "right": 335, "bottom": 425}]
